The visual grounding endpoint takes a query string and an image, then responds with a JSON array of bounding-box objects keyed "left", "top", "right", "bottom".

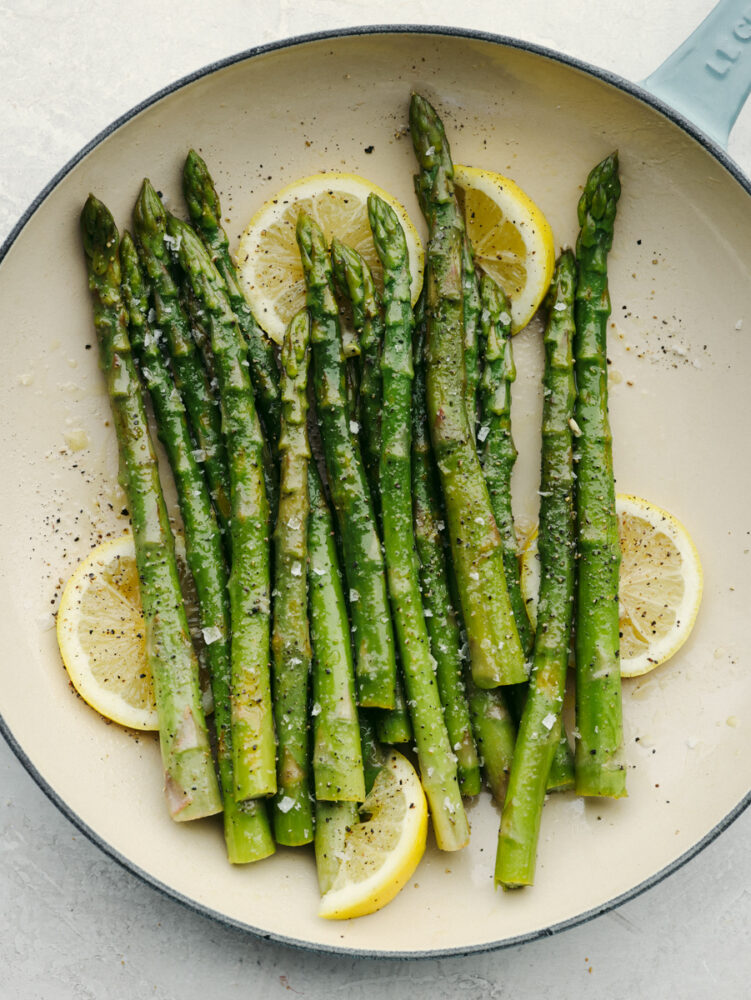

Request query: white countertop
[{"left": 2, "top": 1, "right": 749, "bottom": 996}]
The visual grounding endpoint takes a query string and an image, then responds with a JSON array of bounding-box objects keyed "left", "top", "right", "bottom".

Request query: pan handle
[{"left": 641, "top": 0, "right": 751, "bottom": 148}]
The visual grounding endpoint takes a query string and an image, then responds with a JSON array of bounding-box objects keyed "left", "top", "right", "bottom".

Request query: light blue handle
[{"left": 642, "top": 0, "right": 751, "bottom": 147}]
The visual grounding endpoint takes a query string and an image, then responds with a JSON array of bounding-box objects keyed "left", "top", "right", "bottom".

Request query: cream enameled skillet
[{"left": 2, "top": 1, "right": 751, "bottom": 957}]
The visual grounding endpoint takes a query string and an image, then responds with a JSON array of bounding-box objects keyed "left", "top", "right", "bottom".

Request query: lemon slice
[
  {"left": 236, "top": 172, "right": 424, "bottom": 343},
  {"left": 56, "top": 534, "right": 208, "bottom": 730},
  {"left": 453, "top": 164, "right": 555, "bottom": 333},
  {"left": 56, "top": 534, "right": 158, "bottom": 730},
  {"left": 616, "top": 495, "right": 703, "bottom": 677},
  {"left": 318, "top": 750, "right": 428, "bottom": 920},
  {"left": 519, "top": 494, "right": 703, "bottom": 677}
]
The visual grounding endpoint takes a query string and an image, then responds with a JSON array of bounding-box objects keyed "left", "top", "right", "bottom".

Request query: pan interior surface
[{"left": 1, "top": 30, "right": 750, "bottom": 956}]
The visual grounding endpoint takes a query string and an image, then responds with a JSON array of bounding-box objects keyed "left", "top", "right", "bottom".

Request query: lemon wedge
[
  {"left": 318, "top": 750, "right": 428, "bottom": 920},
  {"left": 453, "top": 164, "right": 555, "bottom": 333},
  {"left": 236, "top": 172, "right": 424, "bottom": 344},
  {"left": 519, "top": 494, "right": 703, "bottom": 677}
]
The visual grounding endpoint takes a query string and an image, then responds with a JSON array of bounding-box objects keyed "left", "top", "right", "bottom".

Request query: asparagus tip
[
  {"left": 133, "top": 178, "right": 166, "bottom": 234},
  {"left": 80, "top": 194, "right": 119, "bottom": 271}
]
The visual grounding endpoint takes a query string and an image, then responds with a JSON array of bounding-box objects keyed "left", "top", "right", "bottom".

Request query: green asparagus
[
  {"left": 330, "top": 238, "right": 412, "bottom": 745},
  {"left": 358, "top": 710, "right": 386, "bottom": 796},
  {"left": 369, "top": 192, "right": 468, "bottom": 851},
  {"left": 80, "top": 196, "right": 221, "bottom": 821},
  {"left": 412, "top": 304, "right": 481, "bottom": 797},
  {"left": 167, "top": 214, "right": 275, "bottom": 802},
  {"left": 183, "top": 150, "right": 281, "bottom": 450},
  {"left": 466, "top": 676, "right": 518, "bottom": 804},
  {"left": 374, "top": 675, "right": 413, "bottom": 746},
  {"left": 477, "top": 275, "right": 575, "bottom": 791},
  {"left": 477, "top": 277, "right": 533, "bottom": 655},
  {"left": 413, "top": 124, "right": 480, "bottom": 437},
  {"left": 330, "top": 238, "right": 383, "bottom": 506},
  {"left": 331, "top": 237, "right": 412, "bottom": 743},
  {"left": 271, "top": 309, "right": 314, "bottom": 845},
  {"left": 132, "top": 180, "right": 231, "bottom": 537},
  {"left": 314, "top": 800, "right": 359, "bottom": 893},
  {"left": 120, "top": 232, "right": 273, "bottom": 860},
  {"left": 296, "top": 213, "right": 397, "bottom": 711},
  {"left": 308, "top": 463, "right": 366, "bottom": 803},
  {"left": 496, "top": 251, "right": 578, "bottom": 888},
  {"left": 410, "top": 93, "right": 527, "bottom": 689},
  {"left": 461, "top": 237, "right": 482, "bottom": 437},
  {"left": 572, "top": 153, "right": 626, "bottom": 799}
]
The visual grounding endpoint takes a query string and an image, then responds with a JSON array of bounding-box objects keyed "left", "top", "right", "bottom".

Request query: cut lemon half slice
[
  {"left": 56, "top": 534, "right": 158, "bottom": 730},
  {"left": 453, "top": 164, "right": 555, "bottom": 333},
  {"left": 318, "top": 750, "right": 428, "bottom": 920},
  {"left": 236, "top": 172, "right": 424, "bottom": 343},
  {"left": 519, "top": 494, "right": 702, "bottom": 678},
  {"left": 56, "top": 534, "right": 208, "bottom": 729}
]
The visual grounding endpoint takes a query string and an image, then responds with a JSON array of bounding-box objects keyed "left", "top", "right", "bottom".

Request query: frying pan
[{"left": 1, "top": 0, "right": 751, "bottom": 958}]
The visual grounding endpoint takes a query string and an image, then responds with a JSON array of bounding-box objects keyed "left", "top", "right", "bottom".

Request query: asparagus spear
[
  {"left": 330, "top": 239, "right": 412, "bottom": 746},
  {"left": 476, "top": 277, "right": 534, "bottom": 655},
  {"left": 413, "top": 294, "right": 515, "bottom": 802},
  {"left": 358, "top": 710, "right": 386, "bottom": 795},
  {"left": 119, "top": 233, "right": 273, "bottom": 860},
  {"left": 132, "top": 180, "right": 231, "bottom": 537},
  {"left": 465, "top": 677, "right": 517, "bottom": 804},
  {"left": 270, "top": 309, "right": 314, "bottom": 845},
  {"left": 330, "top": 238, "right": 383, "bottom": 507},
  {"left": 296, "top": 213, "right": 397, "bottom": 711},
  {"left": 413, "top": 138, "right": 480, "bottom": 432},
  {"left": 573, "top": 153, "right": 626, "bottom": 799},
  {"left": 167, "top": 214, "right": 275, "bottom": 802},
  {"left": 80, "top": 196, "right": 221, "bottom": 821},
  {"left": 461, "top": 237, "right": 482, "bottom": 437},
  {"left": 308, "top": 463, "right": 366, "bottom": 803},
  {"left": 410, "top": 93, "right": 527, "bottom": 689},
  {"left": 477, "top": 275, "right": 575, "bottom": 791},
  {"left": 495, "top": 251, "right": 578, "bottom": 888},
  {"left": 374, "top": 675, "right": 413, "bottom": 746},
  {"left": 368, "top": 192, "right": 468, "bottom": 851},
  {"left": 183, "top": 150, "right": 281, "bottom": 450},
  {"left": 179, "top": 276, "right": 279, "bottom": 518},
  {"left": 314, "top": 800, "right": 359, "bottom": 894},
  {"left": 412, "top": 304, "right": 481, "bottom": 797}
]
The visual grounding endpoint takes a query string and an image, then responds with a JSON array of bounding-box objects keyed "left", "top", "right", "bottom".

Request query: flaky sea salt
[{"left": 163, "top": 232, "right": 182, "bottom": 252}]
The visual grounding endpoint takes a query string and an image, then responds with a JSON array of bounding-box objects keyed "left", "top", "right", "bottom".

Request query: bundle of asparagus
[{"left": 78, "top": 93, "right": 625, "bottom": 904}]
